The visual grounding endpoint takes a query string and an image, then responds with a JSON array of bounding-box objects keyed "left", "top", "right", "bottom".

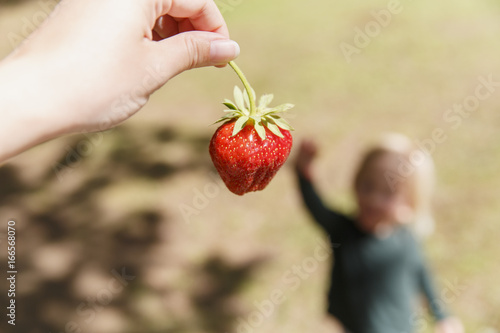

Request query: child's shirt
[{"left": 297, "top": 171, "right": 447, "bottom": 333}]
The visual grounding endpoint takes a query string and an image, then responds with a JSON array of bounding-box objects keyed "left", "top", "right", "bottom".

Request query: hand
[
  {"left": 0, "top": 0, "right": 240, "bottom": 162},
  {"left": 295, "top": 139, "right": 318, "bottom": 180},
  {"left": 435, "top": 317, "right": 464, "bottom": 333}
]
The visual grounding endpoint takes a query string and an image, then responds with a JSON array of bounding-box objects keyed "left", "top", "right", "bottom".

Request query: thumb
[{"left": 155, "top": 31, "right": 240, "bottom": 77}]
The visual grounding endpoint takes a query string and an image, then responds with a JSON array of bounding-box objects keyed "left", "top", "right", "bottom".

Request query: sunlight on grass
[{"left": 1, "top": 0, "right": 500, "bottom": 332}]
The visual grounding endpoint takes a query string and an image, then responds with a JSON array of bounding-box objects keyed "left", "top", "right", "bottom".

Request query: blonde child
[{"left": 294, "top": 134, "right": 463, "bottom": 333}]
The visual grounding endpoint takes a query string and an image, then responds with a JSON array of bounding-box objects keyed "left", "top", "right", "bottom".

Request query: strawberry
[{"left": 209, "top": 61, "right": 294, "bottom": 195}]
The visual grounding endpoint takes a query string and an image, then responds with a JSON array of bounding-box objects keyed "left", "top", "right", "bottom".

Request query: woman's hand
[{"left": 0, "top": 0, "right": 239, "bottom": 162}]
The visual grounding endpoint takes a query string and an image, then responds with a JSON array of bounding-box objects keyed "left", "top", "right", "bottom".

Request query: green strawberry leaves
[
  {"left": 254, "top": 120, "right": 266, "bottom": 140},
  {"left": 215, "top": 61, "right": 294, "bottom": 141},
  {"left": 263, "top": 119, "right": 283, "bottom": 138},
  {"left": 232, "top": 115, "right": 250, "bottom": 136},
  {"left": 223, "top": 100, "right": 237, "bottom": 110},
  {"left": 259, "top": 94, "right": 274, "bottom": 109},
  {"left": 233, "top": 86, "right": 245, "bottom": 111},
  {"left": 215, "top": 86, "right": 294, "bottom": 141},
  {"left": 266, "top": 115, "right": 294, "bottom": 131}
]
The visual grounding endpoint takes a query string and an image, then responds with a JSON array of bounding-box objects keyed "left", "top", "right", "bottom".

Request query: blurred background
[{"left": 1, "top": 0, "right": 500, "bottom": 332}]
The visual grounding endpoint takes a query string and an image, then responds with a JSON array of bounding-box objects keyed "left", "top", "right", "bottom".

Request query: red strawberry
[
  {"left": 210, "top": 121, "right": 293, "bottom": 195},
  {"left": 209, "top": 61, "right": 294, "bottom": 195}
]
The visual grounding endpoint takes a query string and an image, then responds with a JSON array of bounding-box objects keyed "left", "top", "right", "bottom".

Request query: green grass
[{"left": 1, "top": 0, "right": 500, "bottom": 332}]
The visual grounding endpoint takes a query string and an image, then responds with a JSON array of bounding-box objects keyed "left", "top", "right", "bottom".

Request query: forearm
[
  {"left": 0, "top": 56, "right": 67, "bottom": 163},
  {"left": 296, "top": 168, "right": 333, "bottom": 226},
  {"left": 418, "top": 262, "right": 449, "bottom": 321},
  {"left": 296, "top": 167, "right": 320, "bottom": 212}
]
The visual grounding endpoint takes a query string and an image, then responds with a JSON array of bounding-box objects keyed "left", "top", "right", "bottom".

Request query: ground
[{"left": 0, "top": 0, "right": 499, "bottom": 332}]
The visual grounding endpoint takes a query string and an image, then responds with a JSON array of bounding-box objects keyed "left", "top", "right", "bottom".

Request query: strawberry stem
[{"left": 228, "top": 61, "right": 257, "bottom": 117}]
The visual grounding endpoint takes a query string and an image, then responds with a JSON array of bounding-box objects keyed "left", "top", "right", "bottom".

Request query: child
[{"left": 294, "top": 134, "right": 463, "bottom": 333}]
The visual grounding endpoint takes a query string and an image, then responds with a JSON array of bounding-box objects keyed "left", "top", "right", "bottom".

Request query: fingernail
[{"left": 210, "top": 40, "right": 240, "bottom": 64}]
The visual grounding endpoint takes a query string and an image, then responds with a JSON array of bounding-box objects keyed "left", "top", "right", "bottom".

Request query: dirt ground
[{"left": 0, "top": 0, "right": 499, "bottom": 332}]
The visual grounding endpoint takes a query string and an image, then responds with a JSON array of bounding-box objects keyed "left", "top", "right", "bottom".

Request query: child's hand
[
  {"left": 295, "top": 139, "right": 318, "bottom": 180},
  {"left": 435, "top": 317, "right": 464, "bottom": 333},
  {"left": 0, "top": 0, "right": 239, "bottom": 162}
]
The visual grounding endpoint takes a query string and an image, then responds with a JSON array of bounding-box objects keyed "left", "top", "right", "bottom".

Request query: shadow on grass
[
  {"left": 0, "top": 0, "right": 34, "bottom": 6},
  {"left": 0, "top": 124, "right": 265, "bottom": 333}
]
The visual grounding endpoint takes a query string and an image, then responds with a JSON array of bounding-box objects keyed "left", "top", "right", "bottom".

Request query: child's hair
[{"left": 353, "top": 133, "right": 436, "bottom": 238}]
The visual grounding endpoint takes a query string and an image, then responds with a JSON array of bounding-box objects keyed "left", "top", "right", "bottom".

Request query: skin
[
  {"left": 0, "top": 0, "right": 240, "bottom": 163},
  {"left": 295, "top": 138, "right": 464, "bottom": 333},
  {"left": 354, "top": 151, "right": 413, "bottom": 236}
]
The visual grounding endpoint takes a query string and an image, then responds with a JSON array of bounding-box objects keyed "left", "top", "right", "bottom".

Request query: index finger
[{"left": 157, "top": 0, "right": 229, "bottom": 37}]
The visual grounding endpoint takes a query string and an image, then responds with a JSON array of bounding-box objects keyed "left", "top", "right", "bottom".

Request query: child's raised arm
[
  {"left": 294, "top": 139, "right": 349, "bottom": 239},
  {"left": 295, "top": 139, "right": 318, "bottom": 181}
]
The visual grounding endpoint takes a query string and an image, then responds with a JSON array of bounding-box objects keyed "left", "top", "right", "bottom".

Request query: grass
[{"left": 1, "top": 0, "right": 500, "bottom": 332}]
